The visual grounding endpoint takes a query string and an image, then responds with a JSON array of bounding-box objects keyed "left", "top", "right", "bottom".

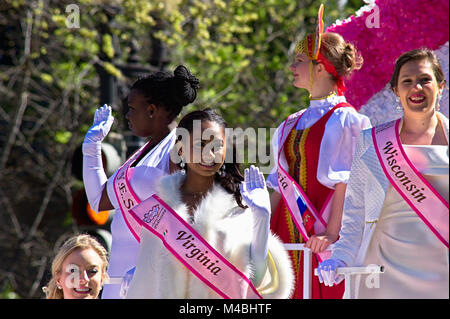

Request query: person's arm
[
  {"left": 330, "top": 130, "right": 370, "bottom": 266},
  {"left": 318, "top": 131, "right": 371, "bottom": 286},
  {"left": 305, "top": 182, "right": 346, "bottom": 253},
  {"left": 99, "top": 185, "right": 113, "bottom": 211},
  {"left": 241, "top": 165, "right": 271, "bottom": 286},
  {"left": 307, "top": 109, "right": 371, "bottom": 253},
  {"left": 82, "top": 105, "right": 114, "bottom": 212}
]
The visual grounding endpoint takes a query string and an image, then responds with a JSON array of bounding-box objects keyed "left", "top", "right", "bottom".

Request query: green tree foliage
[{"left": 153, "top": 0, "right": 363, "bottom": 128}]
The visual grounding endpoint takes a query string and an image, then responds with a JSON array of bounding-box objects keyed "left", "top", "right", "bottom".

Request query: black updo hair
[
  {"left": 176, "top": 108, "right": 247, "bottom": 209},
  {"left": 130, "top": 65, "right": 199, "bottom": 121}
]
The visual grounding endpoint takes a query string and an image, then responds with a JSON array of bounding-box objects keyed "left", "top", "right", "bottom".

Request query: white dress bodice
[{"left": 358, "top": 145, "right": 449, "bottom": 299}]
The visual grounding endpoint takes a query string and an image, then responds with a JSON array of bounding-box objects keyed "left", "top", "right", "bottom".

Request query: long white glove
[
  {"left": 317, "top": 258, "right": 346, "bottom": 287},
  {"left": 240, "top": 165, "right": 271, "bottom": 285},
  {"left": 82, "top": 104, "right": 114, "bottom": 212}
]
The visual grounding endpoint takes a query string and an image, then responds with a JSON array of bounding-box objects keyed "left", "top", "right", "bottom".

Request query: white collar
[{"left": 309, "top": 94, "right": 347, "bottom": 109}]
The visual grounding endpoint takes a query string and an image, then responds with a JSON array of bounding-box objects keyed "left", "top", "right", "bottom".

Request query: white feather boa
[{"left": 125, "top": 172, "right": 294, "bottom": 299}]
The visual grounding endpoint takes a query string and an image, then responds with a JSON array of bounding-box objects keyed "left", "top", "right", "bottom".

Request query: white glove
[
  {"left": 83, "top": 104, "right": 114, "bottom": 144},
  {"left": 317, "top": 258, "right": 346, "bottom": 287},
  {"left": 82, "top": 104, "right": 114, "bottom": 212},
  {"left": 240, "top": 165, "right": 271, "bottom": 285},
  {"left": 240, "top": 165, "right": 271, "bottom": 218}
]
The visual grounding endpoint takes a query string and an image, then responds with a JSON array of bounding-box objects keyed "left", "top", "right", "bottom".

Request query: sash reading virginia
[{"left": 129, "top": 194, "right": 263, "bottom": 299}]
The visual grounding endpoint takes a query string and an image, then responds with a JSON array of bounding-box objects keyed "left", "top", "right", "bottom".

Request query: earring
[
  {"left": 57, "top": 285, "right": 62, "bottom": 290},
  {"left": 395, "top": 96, "right": 402, "bottom": 112},
  {"left": 180, "top": 160, "right": 186, "bottom": 175},
  {"left": 435, "top": 94, "right": 442, "bottom": 112},
  {"left": 218, "top": 164, "right": 226, "bottom": 177}
]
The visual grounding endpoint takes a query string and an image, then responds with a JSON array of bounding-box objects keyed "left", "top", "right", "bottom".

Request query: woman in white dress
[
  {"left": 82, "top": 65, "right": 199, "bottom": 298},
  {"left": 124, "top": 109, "right": 294, "bottom": 298},
  {"left": 318, "top": 49, "right": 449, "bottom": 299}
]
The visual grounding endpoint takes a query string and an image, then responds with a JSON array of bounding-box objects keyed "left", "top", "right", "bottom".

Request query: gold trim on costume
[{"left": 299, "top": 127, "right": 310, "bottom": 192}]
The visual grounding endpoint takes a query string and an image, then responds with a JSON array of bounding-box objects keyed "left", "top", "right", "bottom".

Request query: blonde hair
[
  {"left": 317, "top": 32, "right": 363, "bottom": 79},
  {"left": 43, "top": 234, "right": 109, "bottom": 299}
]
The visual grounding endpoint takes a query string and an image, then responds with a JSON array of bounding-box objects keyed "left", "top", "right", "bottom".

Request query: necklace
[{"left": 309, "top": 91, "right": 336, "bottom": 100}]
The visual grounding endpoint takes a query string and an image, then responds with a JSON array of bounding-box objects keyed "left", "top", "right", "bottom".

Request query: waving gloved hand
[
  {"left": 240, "top": 165, "right": 271, "bottom": 217},
  {"left": 82, "top": 104, "right": 114, "bottom": 212},
  {"left": 84, "top": 104, "right": 114, "bottom": 144},
  {"left": 317, "top": 258, "right": 346, "bottom": 287},
  {"left": 240, "top": 165, "right": 271, "bottom": 285}
]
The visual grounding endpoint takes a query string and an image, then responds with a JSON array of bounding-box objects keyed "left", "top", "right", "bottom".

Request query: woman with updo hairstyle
[
  {"left": 266, "top": 5, "right": 371, "bottom": 299},
  {"left": 82, "top": 65, "right": 199, "bottom": 298},
  {"left": 124, "top": 108, "right": 294, "bottom": 299},
  {"left": 43, "top": 234, "right": 109, "bottom": 299},
  {"left": 318, "top": 32, "right": 363, "bottom": 79}
]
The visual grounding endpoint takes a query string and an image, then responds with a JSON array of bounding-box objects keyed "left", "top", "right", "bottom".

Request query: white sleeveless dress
[{"left": 357, "top": 145, "right": 449, "bottom": 299}]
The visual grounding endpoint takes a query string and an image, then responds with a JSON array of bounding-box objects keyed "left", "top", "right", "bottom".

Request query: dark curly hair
[
  {"left": 176, "top": 108, "right": 247, "bottom": 209},
  {"left": 130, "top": 65, "right": 199, "bottom": 121}
]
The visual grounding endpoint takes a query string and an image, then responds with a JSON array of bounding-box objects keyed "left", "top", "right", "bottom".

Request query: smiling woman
[
  {"left": 318, "top": 48, "right": 449, "bottom": 299},
  {"left": 391, "top": 49, "right": 447, "bottom": 145},
  {"left": 123, "top": 109, "right": 294, "bottom": 299},
  {"left": 43, "top": 234, "right": 109, "bottom": 299},
  {"left": 175, "top": 109, "right": 246, "bottom": 210}
]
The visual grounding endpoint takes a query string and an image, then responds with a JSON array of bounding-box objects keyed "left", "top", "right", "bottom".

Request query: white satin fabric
[{"left": 357, "top": 145, "right": 449, "bottom": 299}]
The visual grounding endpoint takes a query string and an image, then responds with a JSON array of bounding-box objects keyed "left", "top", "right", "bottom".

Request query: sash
[
  {"left": 277, "top": 103, "right": 350, "bottom": 261},
  {"left": 112, "top": 141, "right": 152, "bottom": 242},
  {"left": 372, "top": 118, "right": 449, "bottom": 248},
  {"left": 129, "top": 195, "right": 262, "bottom": 299}
]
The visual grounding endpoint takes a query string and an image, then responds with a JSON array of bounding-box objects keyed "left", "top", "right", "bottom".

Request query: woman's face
[
  {"left": 56, "top": 248, "right": 105, "bottom": 299},
  {"left": 125, "top": 89, "right": 153, "bottom": 137},
  {"left": 395, "top": 59, "right": 444, "bottom": 115},
  {"left": 182, "top": 120, "right": 226, "bottom": 178},
  {"left": 290, "top": 53, "right": 313, "bottom": 89}
]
